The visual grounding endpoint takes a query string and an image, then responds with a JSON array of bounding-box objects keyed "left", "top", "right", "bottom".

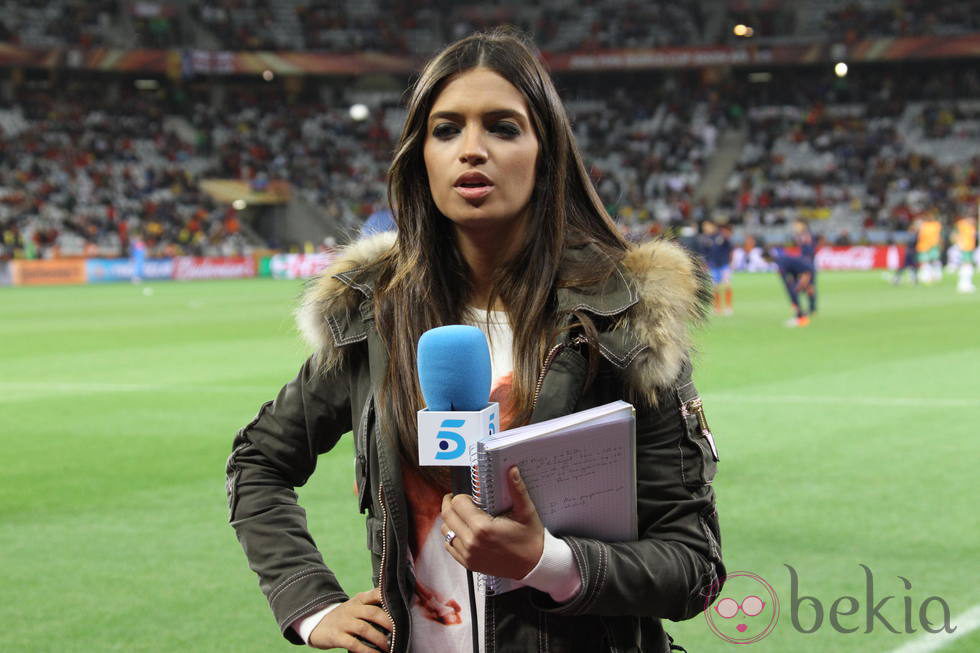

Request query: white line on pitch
[
  {"left": 0, "top": 381, "right": 271, "bottom": 397},
  {"left": 886, "top": 604, "right": 980, "bottom": 653},
  {"left": 703, "top": 393, "right": 980, "bottom": 408}
]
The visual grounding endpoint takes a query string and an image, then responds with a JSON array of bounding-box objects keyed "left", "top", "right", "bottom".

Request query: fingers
[
  {"left": 443, "top": 532, "right": 468, "bottom": 567},
  {"left": 440, "top": 493, "right": 476, "bottom": 544},
  {"left": 308, "top": 589, "right": 391, "bottom": 652},
  {"left": 504, "top": 466, "right": 537, "bottom": 523},
  {"left": 443, "top": 491, "right": 486, "bottom": 523},
  {"left": 354, "top": 603, "right": 394, "bottom": 634},
  {"left": 355, "top": 587, "right": 383, "bottom": 606},
  {"left": 336, "top": 632, "right": 388, "bottom": 653},
  {"left": 346, "top": 615, "right": 390, "bottom": 652}
]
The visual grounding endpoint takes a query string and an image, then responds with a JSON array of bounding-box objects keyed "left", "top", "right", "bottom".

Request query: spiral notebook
[{"left": 471, "top": 400, "right": 637, "bottom": 596}]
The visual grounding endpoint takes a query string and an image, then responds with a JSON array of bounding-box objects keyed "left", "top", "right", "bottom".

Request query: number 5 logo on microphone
[{"left": 435, "top": 419, "right": 466, "bottom": 460}]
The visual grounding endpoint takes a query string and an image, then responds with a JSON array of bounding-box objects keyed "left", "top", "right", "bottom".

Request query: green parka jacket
[{"left": 226, "top": 232, "right": 725, "bottom": 652}]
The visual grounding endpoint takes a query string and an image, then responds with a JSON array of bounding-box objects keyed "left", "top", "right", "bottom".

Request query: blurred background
[{"left": 1, "top": 1, "right": 978, "bottom": 652}]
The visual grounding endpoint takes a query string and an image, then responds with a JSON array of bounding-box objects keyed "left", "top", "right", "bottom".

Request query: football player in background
[
  {"left": 954, "top": 207, "right": 977, "bottom": 293},
  {"left": 763, "top": 249, "right": 814, "bottom": 328},
  {"left": 915, "top": 209, "right": 943, "bottom": 284},
  {"left": 701, "top": 220, "right": 734, "bottom": 315}
]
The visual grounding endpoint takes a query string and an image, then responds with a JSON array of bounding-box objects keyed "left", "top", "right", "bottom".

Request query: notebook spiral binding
[{"left": 469, "top": 444, "right": 499, "bottom": 594}]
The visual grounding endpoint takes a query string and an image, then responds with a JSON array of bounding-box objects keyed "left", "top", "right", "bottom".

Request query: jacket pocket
[
  {"left": 366, "top": 515, "right": 384, "bottom": 586},
  {"left": 675, "top": 381, "right": 718, "bottom": 488}
]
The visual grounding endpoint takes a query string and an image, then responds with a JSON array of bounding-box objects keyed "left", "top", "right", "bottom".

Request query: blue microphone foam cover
[{"left": 417, "top": 325, "right": 492, "bottom": 411}]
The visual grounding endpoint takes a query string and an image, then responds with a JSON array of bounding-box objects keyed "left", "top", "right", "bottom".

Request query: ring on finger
[{"left": 444, "top": 529, "right": 457, "bottom": 545}]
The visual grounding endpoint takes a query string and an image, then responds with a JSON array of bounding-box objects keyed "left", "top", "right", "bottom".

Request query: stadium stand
[
  {"left": 719, "top": 65, "right": 980, "bottom": 243},
  {"left": 816, "top": 0, "right": 980, "bottom": 40},
  {"left": 0, "top": 84, "right": 244, "bottom": 259},
  {"left": 200, "top": 0, "right": 709, "bottom": 55},
  {"left": 3, "top": 62, "right": 979, "bottom": 258},
  {"left": 0, "top": 0, "right": 117, "bottom": 49},
  {"left": 132, "top": 2, "right": 186, "bottom": 49},
  {"left": 2, "top": 1, "right": 978, "bottom": 54},
  {"left": 2, "top": 0, "right": 979, "bottom": 258},
  {"left": 0, "top": 71, "right": 729, "bottom": 258}
]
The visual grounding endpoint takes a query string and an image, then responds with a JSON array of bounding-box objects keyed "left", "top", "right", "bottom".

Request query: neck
[{"left": 454, "top": 218, "right": 527, "bottom": 310}]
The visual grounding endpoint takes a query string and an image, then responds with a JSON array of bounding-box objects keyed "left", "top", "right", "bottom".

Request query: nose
[{"left": 458, "top": 127, "right": 488, "bottom": 165}]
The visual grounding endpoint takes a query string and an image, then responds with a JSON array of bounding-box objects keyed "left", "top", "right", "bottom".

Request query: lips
[
  {"left": 454, "top": 171, "right": 493, "bottom": 187},
  {"left": 453, "top": 171, "right": 494, "bottom": 201}
]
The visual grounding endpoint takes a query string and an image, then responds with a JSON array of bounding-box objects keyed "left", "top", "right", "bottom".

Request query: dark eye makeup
[{"left": 430, "top": 120, "right": 522, "bottom": 140}]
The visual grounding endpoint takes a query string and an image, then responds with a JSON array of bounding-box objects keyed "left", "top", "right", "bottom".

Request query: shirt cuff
[
  {"left": 292, "top": 603, "right": 342, "bottom": 646},
  {"left": 519, "top": 529, "right": 582, "bottom": 603}
]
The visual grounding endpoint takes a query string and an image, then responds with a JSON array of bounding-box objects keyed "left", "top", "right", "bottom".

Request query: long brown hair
[{"left": 375, "top": 28, "right": 629, "bottom": 488}]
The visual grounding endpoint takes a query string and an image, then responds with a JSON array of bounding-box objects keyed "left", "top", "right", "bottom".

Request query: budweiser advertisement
[{"left": 173, "top": 256, "right": 257, "bottom": 281}]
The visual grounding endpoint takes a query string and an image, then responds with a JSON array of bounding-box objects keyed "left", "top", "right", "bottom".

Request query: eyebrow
[{"left": 428, "top": 109, "right": 528, "bottom": 126}]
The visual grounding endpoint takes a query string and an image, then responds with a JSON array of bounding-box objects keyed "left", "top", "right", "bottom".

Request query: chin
[{"left": 446, "top": 211, "right": 520, "bottom": 231}]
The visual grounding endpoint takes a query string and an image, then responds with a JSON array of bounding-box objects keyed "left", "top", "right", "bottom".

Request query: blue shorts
[{"left": 710, "top": 266, "right": 731, "bottom": 285}]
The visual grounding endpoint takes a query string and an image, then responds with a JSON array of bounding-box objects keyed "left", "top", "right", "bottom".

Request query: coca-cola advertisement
[
  {"left": 734, "top": 246, "right": 904, "bottom": 271},
  {"left": 269, "top": 252, "right": 337, "bottom": 280},
  {"left": 173, "top": 256, "right": 257, "bottom": 281},
  {"left": 786, "top": 246, "right": 904, "bottom": 270}
]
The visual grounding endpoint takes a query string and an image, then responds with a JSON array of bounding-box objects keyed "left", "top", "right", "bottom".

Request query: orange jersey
[
  {"left": 916, "top": 219, "right": 942, "bottom": 252},
  {"left": 955, "top": 218, "right": 977, "bottom": 252}
]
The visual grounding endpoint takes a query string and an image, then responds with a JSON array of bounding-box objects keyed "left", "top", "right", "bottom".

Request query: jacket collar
[
  {"left": 298, "top": 231, "right": 709, "bottom": 401},
  {"left": 554, "top": 242, "right": 639, "bottom": 318},
  {"left": 329, "top": 235, "right": 640, "bottom": 320}
]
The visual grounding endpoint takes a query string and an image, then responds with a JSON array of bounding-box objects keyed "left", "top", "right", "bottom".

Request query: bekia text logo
[
  {"left": 705, "top": 566, "right": 956, "bottom": 644},
  {"left": 434, "top": 419, "right": 466, "bottom": 460},
  {"left": 705, "top": 571, "right": 779, "bottom": 643}
]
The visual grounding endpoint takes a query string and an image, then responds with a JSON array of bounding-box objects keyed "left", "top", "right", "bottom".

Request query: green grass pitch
[{"left": 1, "top": 271, "right": 977, "bottom": 652}]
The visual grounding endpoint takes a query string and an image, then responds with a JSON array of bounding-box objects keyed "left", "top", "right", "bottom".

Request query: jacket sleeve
[
  {"left": 226, "top": 355, "right": 354, "bottom": 644},
  {"left": 530, "top": 365, "right": 724, "bottom": 621}
]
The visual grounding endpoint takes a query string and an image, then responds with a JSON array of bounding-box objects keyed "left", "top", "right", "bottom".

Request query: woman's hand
[
  {"left": 440, "top": 466, "right": 544, "bottom": 579},
  {"left": 308, "top": 588, "right": 392, "bottom": 652}
]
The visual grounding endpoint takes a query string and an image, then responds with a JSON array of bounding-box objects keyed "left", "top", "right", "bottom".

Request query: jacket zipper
[
  {"left": 378, "top": 482, "right": 398, "bottom": 652},
  {"left": 531, "top": 335, "right": 589, "bottom": 410},
  {"left": 680, "top": 397, "right": 719, "bottom": 461}
]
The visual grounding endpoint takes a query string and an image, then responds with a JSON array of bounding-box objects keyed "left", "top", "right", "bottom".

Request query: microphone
[
  {"left": 416, "top": 325, "right": 500, "bottom": 495},
  {"left": 416, "top": 325, "right": 496, "bottom": 653}
]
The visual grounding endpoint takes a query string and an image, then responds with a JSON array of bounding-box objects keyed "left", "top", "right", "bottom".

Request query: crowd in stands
[
  {"left": 144, "top": 0, "right": 980, "bottom": 55},
  {"left": 720, "top": 66, "right": 980, "bottom": 244},
  {"left": 185, "top": 0, "right": 711, "bottom": 56},
  {"left": 0, "top": 85, "right": 244, "bottom": 260},
  {"left": 132, "top": 3, "right": 185, "bottom": 49},
  {"left": 2, "top": 1, "right": 979, "bottom": 57},
  {"left": 3, "top": 59, "right": 980, "bottom": 260},
  {"left": 195, "top": 1, "right": 283, "bottom": 51},
  {"left": 820, "top": 0, "right": 980, "bottom": 41},
  {"left": 0, "top": 0, "right": 117, "bottom": 49},
  {"left": 567, "top": 73, "right": 730, "bottom": 239},
  {"left": 190, "top": 89, "right": 388, "bottom": 233},
  {"left": 0, "top": 71, "right": 725, "bottom": 259}
]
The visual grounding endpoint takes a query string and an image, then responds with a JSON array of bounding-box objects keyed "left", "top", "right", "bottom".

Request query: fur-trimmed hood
[{"left": 297, "top": 231, "right": 709, "bottom": 403}]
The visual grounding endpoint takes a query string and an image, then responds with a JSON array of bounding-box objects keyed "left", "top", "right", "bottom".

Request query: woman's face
[{"left": 423, "top": 67, "right": 539, "bottom": 235}]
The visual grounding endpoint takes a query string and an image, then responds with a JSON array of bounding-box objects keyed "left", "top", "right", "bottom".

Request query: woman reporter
[{"left": 227, "top": 28, "right": 724, "bottom": 652}]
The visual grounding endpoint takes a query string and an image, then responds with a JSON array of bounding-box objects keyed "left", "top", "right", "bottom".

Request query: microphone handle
[
  {"left": 451, "top": 466, "right": 472, "bottom": 496},
  {"left": 448, "top": 464, "right": 479, "bottom": 652}
]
